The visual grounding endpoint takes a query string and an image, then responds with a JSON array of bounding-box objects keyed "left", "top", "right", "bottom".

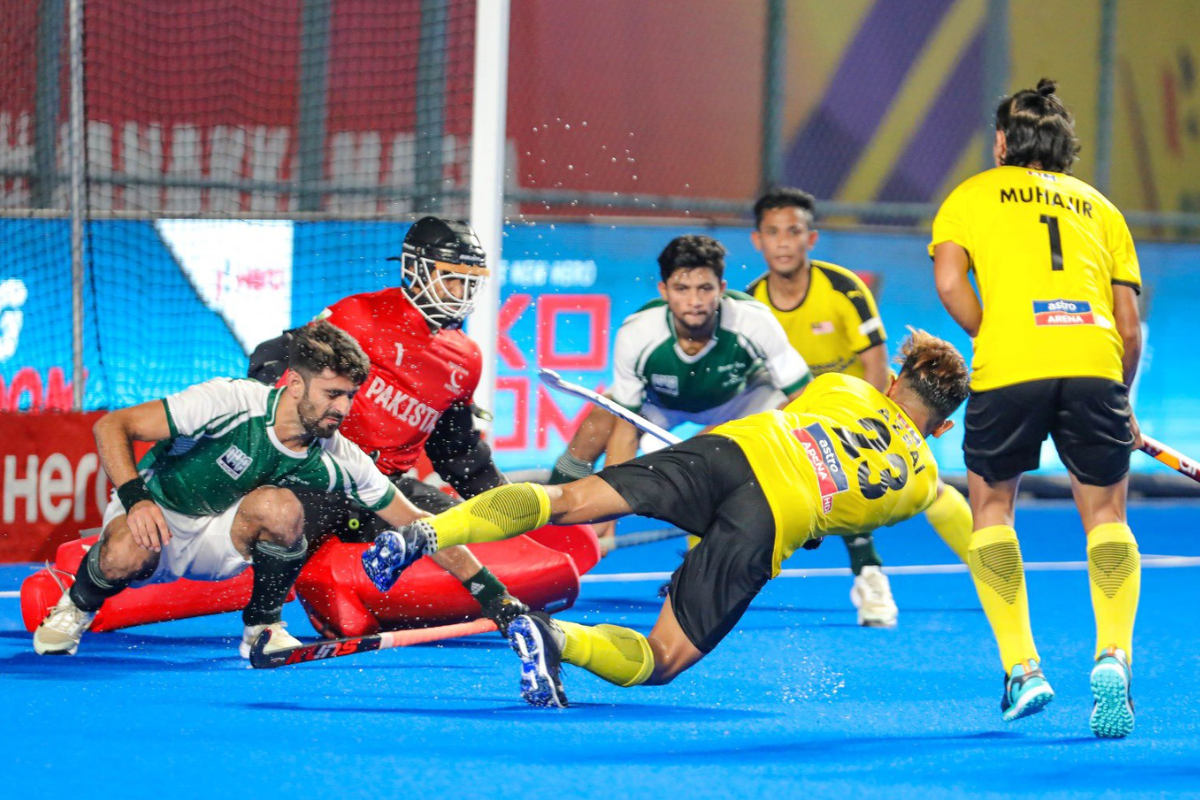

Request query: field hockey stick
[
  {"left": 1140, "top": 435, "right": 1200, "bottom": 484},
  {"left": 249, "top": 618, "right": 497, "bottom": 669},
  {"left": 537, "top": 368, "right": 681, "bottom": 446}
]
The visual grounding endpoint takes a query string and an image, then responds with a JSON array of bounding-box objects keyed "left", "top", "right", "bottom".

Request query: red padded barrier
[
  {"left": 20, "top": 536, "right": 280, "bottom": 632},
  {"left": 21, "top": 524, "right": 601, "bottom": 638},
  {"left": 294, "top": 524, "right": 599, "bottom": 638}
]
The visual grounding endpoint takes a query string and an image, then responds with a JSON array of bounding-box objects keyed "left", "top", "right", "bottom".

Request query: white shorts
[{"left": 101, "top": 493, "right": 251, "bottom": 586}]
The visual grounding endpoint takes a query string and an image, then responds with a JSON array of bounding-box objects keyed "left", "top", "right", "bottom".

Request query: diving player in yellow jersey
[
  {"left": 932, "top": 79, "right": 1143, "bottom": 738},
  {"left": 360, "top": 331, "right": 970, "bottom": 707},
  {"left": 747, "top": 187, "right": 975, "bottom": 627}
]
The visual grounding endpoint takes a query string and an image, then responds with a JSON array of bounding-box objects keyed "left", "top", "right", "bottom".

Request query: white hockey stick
[{"left": 537, "top": 368, "right": 680, "bottom": 445}]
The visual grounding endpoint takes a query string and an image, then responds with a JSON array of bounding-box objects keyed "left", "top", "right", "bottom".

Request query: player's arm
[
  {"left": 1113, "top": 283, "right": 1143, "bottom": 447},
  {"left": 373, "top": 489, "right": 431, "bottom": 529},
  {"left": 93, "top": 400, "right": 172, "bottom": 551},
  {"left": 424, "top": 402, "right": 507, "bottom": 499},
  {"left": 933, "top": 242, "right": 982, "bottom": 337},
  {"left": 858, "top": 343, "right": 890, "bottom": 393}
]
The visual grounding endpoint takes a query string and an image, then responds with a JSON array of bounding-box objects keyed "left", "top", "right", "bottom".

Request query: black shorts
[
  {"left": 964, "top": 377, "right": 1133, "bottom": 486},
  {"left": 293, "top": 475, "right": 459, "bottom": 545},
  {"left": 597, "top": 435, "right": 776, "bottom": 654}
]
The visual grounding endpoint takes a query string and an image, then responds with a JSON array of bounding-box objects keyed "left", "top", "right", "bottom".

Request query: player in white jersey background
[{"left": 546, "top": 235, "right": 811, "bottom": 551}]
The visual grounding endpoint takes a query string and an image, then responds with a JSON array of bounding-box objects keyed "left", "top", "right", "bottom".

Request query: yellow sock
[
  {"left": 428, "top": 484, "right": 551, "bottom": 550},
  {"left": 558, "top": 620, "right": 655, "bottom": 687},
  {"left": 924, "top": 484, "right": 973, "bottom": 563},
  {"left": 967, "top": 525, "right": 1039, "bottom": 672},
  {"left": 1087, "top": 522, "right": 1140, "bottom": 663}
]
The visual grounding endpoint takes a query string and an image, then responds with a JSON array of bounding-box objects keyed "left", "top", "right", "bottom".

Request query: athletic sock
[
  {"left": 243, "top": 537, "right": 308, "bottom": 626},
  {"left": 967, "top": 525, "right": 1039, "bottom": 671},
  {"left": 548, "top": 452, "right": 594, "bottom": 486},
  {"left": 462, "top": 565, "right": 507, "bottom": 608},
  {"left": 428, "top": 483, "right": 552, "bottom": 550},
  {"left": 558, "top": 620, "right": 655, "bottom": 687},
  {"left": 923, "top": 484, "right": 973, "bottom": 563},
  {"left": 67, "top": 543, "right": 130, "bottom": 613},
  {"left": 1087, "top": 522, "right": 1140, "bottom": 663},
  {"left": 843, "top": 533, "right": 883, "bottom": 575}
]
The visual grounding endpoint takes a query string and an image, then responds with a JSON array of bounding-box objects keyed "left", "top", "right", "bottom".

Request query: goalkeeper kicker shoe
[
  {"left": 239, "top": 621, "right": 301, "bottom": 659},
  {"left": 1001, "top": 659, "right": 1055, "bottom": 721},
  {"left": 1090, "top": 647, "right": 1135, "bottom": 738},
  {"left": 850, "top": 565, "right": 898, "bottom": 628},
  {"left": 33, "top": 593, "right": 95, "bottom": 656},
  {"left": 361, "top": 521, "right": 436, "bottom": 592},
  {"left": 508, "top": 612, "right": 568, "bottom": 708}
]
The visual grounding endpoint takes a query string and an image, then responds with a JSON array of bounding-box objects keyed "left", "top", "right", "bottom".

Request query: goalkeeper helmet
[{"left": 390, "top": 216, "right": 489, "bottom": 329}]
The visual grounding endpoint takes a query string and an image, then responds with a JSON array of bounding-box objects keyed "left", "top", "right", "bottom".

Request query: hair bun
[{"left": 1036, "top": 78, "right": 1057, "bottom": 97}]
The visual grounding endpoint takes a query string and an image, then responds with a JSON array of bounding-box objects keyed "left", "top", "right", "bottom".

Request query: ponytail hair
[{"left": 995, "top": 78, "right": 1081, "bottom": 173}]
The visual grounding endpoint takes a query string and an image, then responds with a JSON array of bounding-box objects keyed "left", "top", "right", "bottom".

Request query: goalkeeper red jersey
[{"left": 318, "top": 288, "right": 482, "bottom": 476}]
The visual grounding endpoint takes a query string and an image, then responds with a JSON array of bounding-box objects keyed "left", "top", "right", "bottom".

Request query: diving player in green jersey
[
  {"left": 547, "top": 235, "right": 811, "bottom": 550},
  {"left": 33, "top": 322, "right": 438, "bottom": 657}
]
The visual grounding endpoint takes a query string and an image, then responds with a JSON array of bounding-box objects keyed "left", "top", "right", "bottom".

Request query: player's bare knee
[
  {"left": 241, "top": 487, "right": 305, "bottom": 546},
  {"left": 97, "top": 528, "right": 156, "bottom": 580}
]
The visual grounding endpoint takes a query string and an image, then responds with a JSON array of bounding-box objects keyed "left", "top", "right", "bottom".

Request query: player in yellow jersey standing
[
  {"left": 748, "top": 187, "right": 975, "bottom": 627},
  {"left": 932, "top": 79, "right": 1143, "bottom": 738},
  {"left": 358, "top": 332, "right": 969, "bottom": 707}
]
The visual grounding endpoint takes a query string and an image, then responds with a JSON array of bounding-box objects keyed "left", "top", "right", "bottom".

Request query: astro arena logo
[
  {"left": 793, "top": 422, "right": 849, "bottom": 512},
  {"left": 1033, "top": 299, "right": 1096, "bottom": 326}
]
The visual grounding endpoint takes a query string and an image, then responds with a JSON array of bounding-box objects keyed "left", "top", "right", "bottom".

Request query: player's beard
[
  {"left": 297, "top": 394, "right": 344, "bottom": 439},
  {"left": 675, "top": 307, "right": 717, "bottom": 339}
]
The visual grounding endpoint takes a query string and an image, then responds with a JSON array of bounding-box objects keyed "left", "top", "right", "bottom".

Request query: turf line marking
[
  {"left": 582, "top": 555, "right": 1200, "bottom": 583},
  {"left": 0, "top": 591, "right": 18, "bottom": 598}
]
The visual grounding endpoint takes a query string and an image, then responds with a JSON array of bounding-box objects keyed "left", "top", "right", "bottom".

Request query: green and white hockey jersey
[
  {"left": 610, "top": 291, "right": 811, "bottom": 414},
  {"left": 139, "top": 378, "right": 397, "bottom": 518}
]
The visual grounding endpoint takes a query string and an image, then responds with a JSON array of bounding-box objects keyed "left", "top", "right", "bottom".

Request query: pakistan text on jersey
[
  {"left": 363, "top": 376, "right": 440, "bottom": 433},
  {"left": 999, "top": 186, "right": 1094, "bottom": 218}
]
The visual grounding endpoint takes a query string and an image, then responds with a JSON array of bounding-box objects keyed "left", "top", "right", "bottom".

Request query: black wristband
[{"left": 117, "top": 478, "right": 153, "bottom": 513}]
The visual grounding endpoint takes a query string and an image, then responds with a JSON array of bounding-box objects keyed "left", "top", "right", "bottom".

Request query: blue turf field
[{"left": 2, "top": 502, "right": 1198, "bottom": 799}]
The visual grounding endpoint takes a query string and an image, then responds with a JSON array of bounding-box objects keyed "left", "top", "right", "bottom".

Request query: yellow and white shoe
[
  {"left": 849, "top": 566, "right": 899, "bottom": 628},
  {"left": 239, "top": 621, "right": 301, "bottom": 659},
  {"left": 33, "top": 593, "right": 96, "bottom": 656}
]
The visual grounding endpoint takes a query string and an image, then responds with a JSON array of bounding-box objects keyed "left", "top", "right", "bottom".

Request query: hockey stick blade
[
  {"left": 249, "top": 618, "right": 498, "bottom": 669},
  {"left": 1140, "top": 435, "right": 1200, "bottom": 484},
  {"left": 537, "top": 368, "right": 680, "bottom": 445}
]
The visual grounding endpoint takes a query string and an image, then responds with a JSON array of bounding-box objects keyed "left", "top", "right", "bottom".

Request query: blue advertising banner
[{"left": 2, "top": 219, "right": 1196, "bottom": 477}]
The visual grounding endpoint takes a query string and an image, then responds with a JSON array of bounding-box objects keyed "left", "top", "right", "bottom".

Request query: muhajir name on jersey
[
  {"left": 364, "top": 376, "right": 440, "bottom": 433},
  {"left": 1000, "top": 185, "right": 1094, "bottom": 218},
  {"left": 793, "top": 423, "right": 848, "bottom": 513},
  {"left": 1033, "top": 299, "right": 1096, "bottom": 326}
]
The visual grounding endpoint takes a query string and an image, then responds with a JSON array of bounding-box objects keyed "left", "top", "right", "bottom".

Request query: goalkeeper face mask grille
[{"left": 397, "top": 250, "right": 489, "bottom": 329}]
